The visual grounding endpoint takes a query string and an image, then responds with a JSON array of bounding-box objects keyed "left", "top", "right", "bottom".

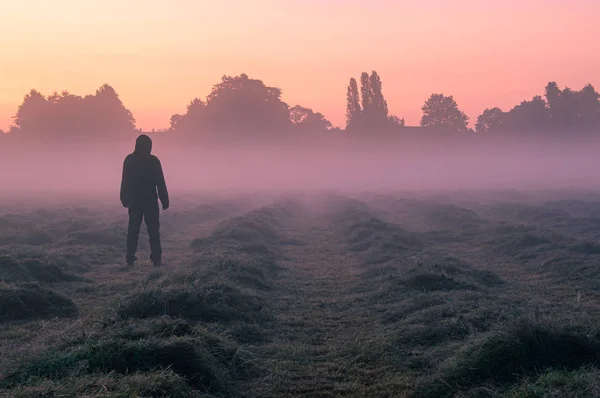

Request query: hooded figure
[{"left": 120, "top": 134, "right": 169, "bottom": 266}]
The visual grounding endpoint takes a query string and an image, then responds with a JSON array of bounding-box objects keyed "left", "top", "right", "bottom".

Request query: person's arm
[
  {"left": 156, "top": 158, "right": 169, "bottom": 210},
  {"left": 120, "top": 156, "right": 131, "bottom": 207}
]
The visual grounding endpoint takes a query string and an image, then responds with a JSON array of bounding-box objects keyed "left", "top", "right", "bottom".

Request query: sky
[{"left": 0, "top": 0, "right": 599, "bottom": 131}]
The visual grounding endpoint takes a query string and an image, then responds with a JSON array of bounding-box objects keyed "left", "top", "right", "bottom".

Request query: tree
[
  {"left": 360, "top": 72, "right": 372, "bottom": 122},
  {"left": 11, "top": 85, "right": 136, "bottom": 139},
  {"left": 420, "top": 94, "right": 469, "bottom": 132},
  {"left": 475, "top": 107, "right": 505, "bottom": 132},
  {"left": 169, "top": 114, "right": 183, "bottom": 132},
  {"left": 90, "top": 84, "right": 136, "bottom": 135},
  {"left": 345, "top": 77, "right": 361, "bottom": 130},
  {"left": 558, "top": 87, "right": 580, "bottom": 130},
  {"left": 543, "top": 81, "right": 600, "bottom": 132},
  {"left": 545, "top": 81, "right": 561, "bottom": 128},
  {"left": 368, "top": 71, "right": 389, "bottom": 127},
  {"left": 170, "top": 98, "right": 205, "bottom": 133},
  {"left": 503, "top": 95, "right": 550, "bottom": 132},
  {"left": 289, "top": 105, "right": 332, "bottom": 132},
  {"left": 388, "top": 115, "right": 404, "bottom": 127},
  {"left": 12, "top": 89, "right": 48, "bottom": 134},
  {"left": 578, "top": 84, "right": 600, "bottom": 131},
  {"left": 200, "top": 74, "right": 292, "bottom": 135},
  {"left": 346, "top": 71, "right": 397, "bottom": 131}
]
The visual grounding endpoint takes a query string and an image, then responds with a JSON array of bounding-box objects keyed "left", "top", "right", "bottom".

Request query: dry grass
[{"left": 2, "top": 190, "right": 600, "bottom": 397}]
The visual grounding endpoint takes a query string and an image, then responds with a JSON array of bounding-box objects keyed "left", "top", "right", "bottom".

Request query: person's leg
[
  {"left": 126, "top": 207, "right": 144, "bottom": 265},
  {"left": 144, "top": 202, "right": 162, "bottom": 266}
]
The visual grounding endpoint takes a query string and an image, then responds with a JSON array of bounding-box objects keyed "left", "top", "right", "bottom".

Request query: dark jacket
[{"left": 120, "top": 135, "right": 169, "bottom": 208}]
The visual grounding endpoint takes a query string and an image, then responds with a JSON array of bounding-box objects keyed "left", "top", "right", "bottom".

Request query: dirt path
[{"left": 249, "top": 212, "right": 407, "bottom": 397}]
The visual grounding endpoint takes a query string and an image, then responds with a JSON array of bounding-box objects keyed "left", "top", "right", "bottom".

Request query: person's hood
[{"left": 134, "top": 134, "right": 152, "bottom": 155}]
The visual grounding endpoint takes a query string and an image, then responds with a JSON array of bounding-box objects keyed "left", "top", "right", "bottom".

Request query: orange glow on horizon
[{"left": 1, "top": 0, "right": 599, "bottom": 131}]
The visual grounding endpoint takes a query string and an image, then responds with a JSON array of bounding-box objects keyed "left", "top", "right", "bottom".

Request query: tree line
[
  {"left": 2, "top": 72, "right": 600, "bottom": 140},
  {"left": 7, "top": 84, "right": 135, "bottom": 138}
]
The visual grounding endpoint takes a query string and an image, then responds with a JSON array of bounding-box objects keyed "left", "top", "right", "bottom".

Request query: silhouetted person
[{"left": 120, "top": 135, "right": 169, "bottom": 266}]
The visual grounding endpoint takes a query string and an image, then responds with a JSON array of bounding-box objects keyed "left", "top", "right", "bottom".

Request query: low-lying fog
[{"left": 1, "top": 133, "right": 599, "bottom": 199}]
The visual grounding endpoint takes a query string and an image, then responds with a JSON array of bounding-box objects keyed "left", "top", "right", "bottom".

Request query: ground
[{"left": 2, "top": 189, "right": 600, "bottom": 397}]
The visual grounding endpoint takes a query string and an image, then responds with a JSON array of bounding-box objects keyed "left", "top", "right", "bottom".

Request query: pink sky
[{"left": 0, "top": 0, "right": 599, "bottom": 131}]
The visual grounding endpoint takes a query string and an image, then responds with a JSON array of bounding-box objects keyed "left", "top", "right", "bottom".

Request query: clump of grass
[
  {"left": 404, "top": 272, "right": 476, "bottom": 292},
  {"left": 208, "top": 256, "right": 279, "bottom": 291},
  {"left": 485, "top": 225, "right": 562, "bottom": 261},
  {"left": 386, "top": 291, "right": 518, "bottom": 354},
  {"left": 117, "top": 283, "right": 268, "bottom": 324},
  {"left": 0, "top": 284, "right": 78, "bottom": 322},
  {"left": 506, "top": 368, "right": 600, "bottom": 398},
  {"left": 196, "top": 210, "right": 282, "bottom": 247},
  {"left": 111, "top": 316, "right": 195, "bottom": 340},
  {"left": 516, "top": 206, "right": 572, "bottom": 224},
  {"left": 396, "top": 320, "right": 471, "bottom": 348},
  {"left": 402, "top": 257, "right": 504, "bottom": 293},
  {"left": 0, "top": 255, "right": 79, "bottom": 283},
  {"left": 381, "top": 296, "right": 446, "bottom": 324},
  {"left": 334, "top": 211, "right": 424, "bottom": 265},
  {"left": 413, "top": 318, "right": 600, "bottom": 397},
  {"left": 569, "top": 240, "right": 600, "bottom": 255},
  {"left": 239, "top": 242, "right": 274, "bottom": 256},
  {"left": 424, "top": 203, "right": 487, "bottom": 232},
  {"left": 1, "top": 332, "right": 256, "bottom": 395},
  {"left": 0, "top": 231, "right": 54, "bottom": 246},
  {"left": 10, "top": 369, "right": 202, "bottom": 398}
]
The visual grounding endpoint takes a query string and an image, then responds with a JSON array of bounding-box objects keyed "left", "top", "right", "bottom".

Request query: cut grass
[
  {"left": 10, "top": 369, "right": 204, "bottom": 398},
  {"left": 413, "top": 318, "right": 600, "bottom": 397},
  {"left": 0, "top": 284, "right": 78, "bottom": 322},
  {"left": 3, "top": 193, "right": 600, "bottom": 397},
  {"left": 0, "top": 255, "right": 80, "bottom": 283},
  {"left": 117, "top": 282, "right": 269, "bottom": 324},
  {"left": 1, "top": 321, "right": 257, "bottom": 396}
]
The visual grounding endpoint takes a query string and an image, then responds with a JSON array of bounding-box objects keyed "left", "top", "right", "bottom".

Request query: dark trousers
[{"left": 126, "top": 201, "right": 161, "bottom": 263}]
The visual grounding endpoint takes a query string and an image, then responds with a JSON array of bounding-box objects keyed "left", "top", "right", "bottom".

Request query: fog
[{"left": 1, "top": 132, "right": 599, "bottom": 200}]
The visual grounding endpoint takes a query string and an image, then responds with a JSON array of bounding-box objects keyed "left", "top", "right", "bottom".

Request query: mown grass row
[
  {"left": 0, "top": 200, "right": 300, "bottom": 397},
  {"left": 328, "top": 197, "right": 600, "bottom": 397}
]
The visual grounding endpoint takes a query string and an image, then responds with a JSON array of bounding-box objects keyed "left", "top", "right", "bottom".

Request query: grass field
[{"left": 2, "top": 190, "right": 600, "bottom": 397}]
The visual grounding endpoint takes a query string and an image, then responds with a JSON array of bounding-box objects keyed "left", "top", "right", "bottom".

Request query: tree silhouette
[
  {"left": 476, "top": 83, "right": 600, "bottom": 134},
  {"left": 420, "top": 94, "right": 469, "bottom": 132},
  {"left": 12, "top": 89, "right": 48, "bottom": 134},
  {"left": 475, "top": 107, "right": 504, "bottom": 132},
  {"left": 169, "top": 98, "right": 205, "bottom": 133},
  {"left": 558, "top": 87, "right": 580, "bottom": 130},
  {"left": 346, "top": 71, "right": 397, "bottom": 131},
  {"left": 545, "top": 82, "right": 561, "bottom": 114},
  {"left": 169, "top": 114, "right": 182, "bottom": 131},
  {"left": 578, "top": 84, "right": 600, "bottom": 131},
  {"left": 10, "top": 85, "right": 136, "bottom": 139},
  {"left": 360, "top": 72, "right": 372, "bottom": 123},
  {"left": 345, "top": 77, "right": 361, "bottom": 130},
  {"left": 368, "top": 71, "right": 389, "bottom": 128},
  {"left": 503, "top": 95, "right": 550, "bottom": 133},
  {"left": 388, "top": 115, "right": 405, "bottom": 127},
  {"left": 204, "top": 74, "right": 291, "bottom": 134},
  {"left": 289, "top": 105, "right": 332, "bottom": 132},
  {"left": 90, "top": 84, "right": 136, "bottom": 135},
  {"left": 543, "top": 82, "right": 600, "bottom": 132},
  {"left": 171, "top": 74, "right": 292, "bottom": 137}
]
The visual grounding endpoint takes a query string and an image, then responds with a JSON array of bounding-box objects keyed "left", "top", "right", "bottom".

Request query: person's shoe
[
  {"left": 152, "top": 259, "right": 163, "bottom": 267},
  {"left": 126, "top": 256, "right": 137, "bottom": 266}
]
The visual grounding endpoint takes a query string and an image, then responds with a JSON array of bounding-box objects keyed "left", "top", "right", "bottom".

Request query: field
[{"left": 2, "top": 189, "right": 600, "bottom": 397}]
